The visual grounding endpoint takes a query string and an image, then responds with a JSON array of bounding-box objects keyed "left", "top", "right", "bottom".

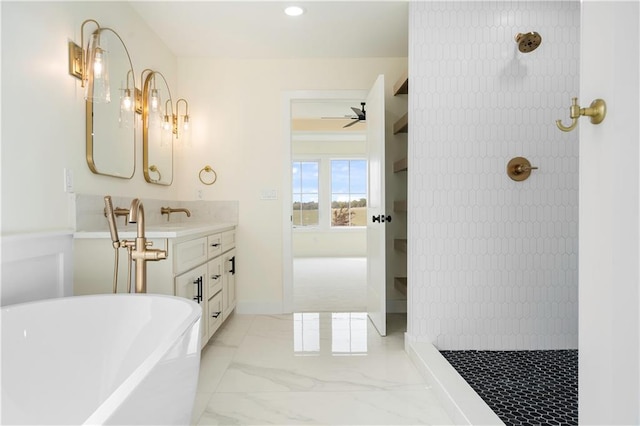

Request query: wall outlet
[{"left": 63, "top": 168, "right": 74, "bottom": 193}]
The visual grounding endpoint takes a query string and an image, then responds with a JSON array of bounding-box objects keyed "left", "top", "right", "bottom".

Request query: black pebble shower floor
[{"left": 439, "top": 350, "right": 578, "bottom": 426}]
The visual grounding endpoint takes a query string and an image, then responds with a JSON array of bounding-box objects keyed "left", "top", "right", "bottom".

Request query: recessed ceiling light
[{"left": 284, "top": 6, "right": 305, "bottom": 17}]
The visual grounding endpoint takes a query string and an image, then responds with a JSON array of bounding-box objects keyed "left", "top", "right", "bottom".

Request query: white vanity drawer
[
  {"left": 221, "top": 230, "right": 235, "bottom": 253},
  {"left": 174, "top": 237, "right": 208, "bottom": 274},
  {"left": 207, "top": 233, "right": 222, "bottom": 258},
  {"left": 207, "top": 257, "right": 223, "bottom": 296},
  {"left": 207, "top": 291, "right": 223, "bottom": 336}
]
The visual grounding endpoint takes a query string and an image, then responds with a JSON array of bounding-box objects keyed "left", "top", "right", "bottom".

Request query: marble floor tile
[
  {"left": 197, "top": 390, "right": 452, "bottom": 425},
  {"left": 293, "top": 257, "right": 367, "bottom": 312},
  {"left": 193, "top": 313, "right": 453, "bottom": 425}
]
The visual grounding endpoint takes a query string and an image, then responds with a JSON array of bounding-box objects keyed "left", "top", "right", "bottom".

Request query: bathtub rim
[
  {"left": 1, "top": 293, "right": 202, "bottom": 425},
  {"left": 84, "top": 294, "right": 201, "bottom": 425}
]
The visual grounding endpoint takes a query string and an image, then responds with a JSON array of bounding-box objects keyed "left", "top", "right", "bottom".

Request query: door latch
[{"left": 372, "top": 214, "right": 392, "bottom": 223}]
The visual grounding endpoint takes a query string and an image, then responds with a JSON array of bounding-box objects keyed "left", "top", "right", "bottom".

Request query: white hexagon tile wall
[{"left": 407, "top": 1, "right": 580, "bottom": 350}]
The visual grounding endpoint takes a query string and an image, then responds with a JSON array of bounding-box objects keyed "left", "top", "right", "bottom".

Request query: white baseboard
[
  {"left": 404, "top": 334, "right": 504, "bottom": 426},
  {"left": 235, "top": 300, "right": 284, "bottom": 315}
]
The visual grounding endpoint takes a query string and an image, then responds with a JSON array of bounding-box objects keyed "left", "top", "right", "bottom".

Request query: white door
[{"left": 366, "top": 75, "right": 387, "bottom": 336}]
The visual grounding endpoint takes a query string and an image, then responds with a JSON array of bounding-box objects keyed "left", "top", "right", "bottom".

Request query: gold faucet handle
[
  {"left": 515, "top": 164, "right": 538, "bottom": 173},
  {"left": 507, "top": 157, "right": 538, "bottom": 181}
]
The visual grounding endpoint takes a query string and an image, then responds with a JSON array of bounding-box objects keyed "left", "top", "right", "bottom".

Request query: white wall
[
  {"left": 579, "top": 1, "right": 640, "bottom": 423},
  {"left": 1, "top": 1, "right": 179, "bottom": 235},
  {"left": 407, "top": 1, "right": 580, "bottom": 350},
  {"left": 177, "top": 57, "right": 407, "bottom": 313}
]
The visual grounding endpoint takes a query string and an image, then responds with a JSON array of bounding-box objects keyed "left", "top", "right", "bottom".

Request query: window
[
  {"left": 292, "top": 158, "right": 367, "bottom": 229},
  {"left": 331, "top": 160, "right": 367, "bottom": 227},
  {"left": 292, "top": 161, "right": 319, "bottom": 227}
]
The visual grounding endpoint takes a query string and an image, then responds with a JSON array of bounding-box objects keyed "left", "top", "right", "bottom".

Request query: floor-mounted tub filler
[{"left": 1, "top": 294, "right": 202, "bottom": 425}]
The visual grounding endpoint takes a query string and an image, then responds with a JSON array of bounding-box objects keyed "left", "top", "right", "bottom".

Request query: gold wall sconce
[
  {"left": 556, "top": 97, "right": 607, "bottom": 132},
  {"left": 142, "top": 69, "right": 174, "bottom": 185},
  {"left": 507, "top": 157, "right": 538, "bottom": 181},
  {"left": 175, "top": 98, "right": 191, "bottom": 144},
  {"left": 121, "top": 70, "right": 142, "bottom": 115},
  {"left": 157, "top": 98, "right": 190, "bottom": 142},
  {"left": 69, "top": 19, "right": 141, "bottom": 111},
  {"left": 141, "top": 69, "right": 162, "bottom": 115},
  {"left": 162, "top": 99, "right": 175, "bottom": 133}
]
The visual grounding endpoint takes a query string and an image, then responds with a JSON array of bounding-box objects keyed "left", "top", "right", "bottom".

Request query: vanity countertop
[{"left": 74, "top": 222, "right": 236, "bottom": 240}]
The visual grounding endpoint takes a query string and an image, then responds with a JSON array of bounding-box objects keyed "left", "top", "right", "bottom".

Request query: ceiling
[{"left": 129, "top": 1, "right": 408, "bottom": 59}]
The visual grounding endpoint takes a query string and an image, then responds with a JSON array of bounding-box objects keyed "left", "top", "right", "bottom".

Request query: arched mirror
[
  {"left": 86, "top": 27, "right": 136, "bottom": 178},
  {"left": 142, "top": 71, "right": 173, "bottom": 185}
]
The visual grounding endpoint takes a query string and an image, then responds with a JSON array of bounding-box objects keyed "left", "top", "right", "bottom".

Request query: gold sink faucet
[{"left": 161, "top": 206, "right": 191, "bottom": 221}]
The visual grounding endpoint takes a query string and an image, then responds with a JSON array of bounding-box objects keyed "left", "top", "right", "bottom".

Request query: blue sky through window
[
  {"left": 292, "top": 162, "right": 319, "bottom": 194},
  {"left": 331, "top": 160, "right": 366, "bottom": 202}
]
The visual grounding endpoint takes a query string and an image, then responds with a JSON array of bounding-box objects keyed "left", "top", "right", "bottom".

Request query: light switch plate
[
  {"left": 63, "top": 168, "right": 74, "bottom": 193},
  {"left": 260, "top": 189, "right": 278, "bottom": 200}
]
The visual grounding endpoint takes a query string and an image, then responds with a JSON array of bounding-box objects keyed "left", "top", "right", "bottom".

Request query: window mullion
[{"left": 320, "top": 158, "right": 332, "bottom": 229}]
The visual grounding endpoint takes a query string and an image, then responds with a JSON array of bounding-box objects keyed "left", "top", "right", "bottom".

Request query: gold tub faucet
[
  {"left": 161, "top": 207, "right": 192, "bottom": 221},
  {"left": 104, "top": 196, "right": 168, "bottom": 294},
  {"left": 129, "top": 199, "right": 168, "bottom": 293}
]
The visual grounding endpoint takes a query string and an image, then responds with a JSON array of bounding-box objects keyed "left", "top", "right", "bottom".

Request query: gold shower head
[{"left": 515, "top": 32, "right": 542, "bottom": 53}]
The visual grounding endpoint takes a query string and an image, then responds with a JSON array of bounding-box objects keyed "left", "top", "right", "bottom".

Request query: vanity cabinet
[
  {"left": 171, "top": 229, "right": 236, "bottom": 347},
  {"left": 73, "top": 224, "right": 236, "bottom": 349},
  {"left": 175, "top": 263, "right": 208, "bottom": 343},
  {"left": 222, "top": 248, "right": 236, "bottom": 319}
]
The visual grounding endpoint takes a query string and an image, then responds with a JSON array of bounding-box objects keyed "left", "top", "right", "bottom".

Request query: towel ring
[
  {"left": 199, "top": 165, "right": 217, "bottom": 185},
  {"left": 149, "top": 165, "right": 162, "bottom": 183}
]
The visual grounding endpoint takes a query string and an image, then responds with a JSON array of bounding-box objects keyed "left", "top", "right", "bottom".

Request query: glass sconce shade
[
  {"left": 175, "top": 98, "right": 191, "bottom": 146},
  {"left": 85, "top": 32, "right": 111, "bottom": 103},
  {"left": 150, "top": 89, "right": 160, "bottom": 112},
  {"left": 121, "top": 88, "right": 133, "bottom": 111}
]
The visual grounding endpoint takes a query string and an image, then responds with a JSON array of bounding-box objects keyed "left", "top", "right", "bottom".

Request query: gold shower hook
[{"left": 556, "top": 97, "right": 607, "bottom": 132}]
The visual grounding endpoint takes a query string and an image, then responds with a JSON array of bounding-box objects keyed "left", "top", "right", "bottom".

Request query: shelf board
[
  {"left": 393, "top": 71, "right": 408, "bottom": 95},
  {"left": 394, "top": 238, "right": 407, "bottom": 253},
  {"left": 394, "top": 200, "right": 407, "bottom": 212},
  {"left": 393, "top": 112, "right": 408, "bottom": 134},
  {"left": 393, "top": 158, "right": 408, "bottom": 173},
  {"left": 394, "top": 277, "right": 407, "bottom": 296}
]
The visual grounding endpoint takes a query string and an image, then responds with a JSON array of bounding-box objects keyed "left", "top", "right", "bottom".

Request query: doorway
[{"left": 282, "top": 90, "right": 368, "bottom": 314}]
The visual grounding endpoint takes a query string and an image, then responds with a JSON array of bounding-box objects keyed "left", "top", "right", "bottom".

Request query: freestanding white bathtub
[{"left": 1, "top": 294, "right": 202, "bottom": 425}]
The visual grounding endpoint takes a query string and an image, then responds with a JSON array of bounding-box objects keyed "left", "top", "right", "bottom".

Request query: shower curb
[{"left": 404, "top": 335, "right": 504, "bottom": 425}]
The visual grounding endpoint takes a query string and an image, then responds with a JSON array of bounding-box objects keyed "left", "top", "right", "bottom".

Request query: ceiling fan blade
[
  {"left": 343, "top": 119, "right": 360, "bottom": 128},
  {"left": 351, "top": 107, "right": 363, "bottom": 116}
]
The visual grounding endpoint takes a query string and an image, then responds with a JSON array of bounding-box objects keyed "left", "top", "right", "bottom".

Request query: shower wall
[{"left": 407, "top": 1, "right": 580, "bottom": 350}]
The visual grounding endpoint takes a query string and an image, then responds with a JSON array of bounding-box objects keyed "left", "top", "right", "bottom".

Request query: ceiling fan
[{"left": 321, "top": 102, "right": 366, "bottom": 128}]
